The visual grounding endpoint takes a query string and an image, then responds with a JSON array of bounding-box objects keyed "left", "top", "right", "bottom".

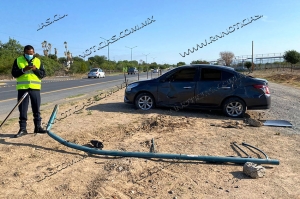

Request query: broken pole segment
[{"left": 46, "top": 105, "right": 279, "bottom": 165}]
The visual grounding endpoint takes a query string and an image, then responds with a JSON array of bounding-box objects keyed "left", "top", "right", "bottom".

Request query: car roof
[{"left": 181, "top": 64, "right": 235, "bottom": 71}]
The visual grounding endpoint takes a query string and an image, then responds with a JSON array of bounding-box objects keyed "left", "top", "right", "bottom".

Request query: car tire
[
  {"left": 222, "top": 97, "right": 246, "bottom": 118},
  {"left": 135, "top": 93, "right": 155, "bottom": 110}
]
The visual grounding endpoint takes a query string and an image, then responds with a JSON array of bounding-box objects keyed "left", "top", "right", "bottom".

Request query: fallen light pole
[
  {"left": 0, "top": 92, "right": 28, "bottom": 128},
  {"left": 46, "top": 105, "right": 279, "bottom": 165}
]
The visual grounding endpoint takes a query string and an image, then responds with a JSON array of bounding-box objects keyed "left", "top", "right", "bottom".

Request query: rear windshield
[{"left": 90, "top": 69, "right": 98, "bottom": 72}]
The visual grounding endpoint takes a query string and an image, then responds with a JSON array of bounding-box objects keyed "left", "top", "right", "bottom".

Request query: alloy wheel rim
[
  {"left": 138, "top": 96, "right": 153, "bottom": 110},
  {"left": 226, "top": 102, "right": 243, "bottom": 116}
]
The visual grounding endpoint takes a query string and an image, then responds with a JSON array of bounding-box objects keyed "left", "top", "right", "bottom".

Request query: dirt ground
[
  {"left": 0, "top": 78, "right": 300, "bottom": 199},
  {"left": 245, "top": 68, "right": 300, "bottom": 88}
]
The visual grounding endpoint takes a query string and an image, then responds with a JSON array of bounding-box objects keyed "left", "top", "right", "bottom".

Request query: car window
[
  {"left": 169, "top": 68, "right": 196, "bottom": 82},
  {"left": 90, "top": 69, "right": 98, "bottom": 72},
  {"left": 222, "top": 71, "right": 234, "bottom": 81},
  {"left": 200, "top": 68, "right": 221, "bottom": 81}
]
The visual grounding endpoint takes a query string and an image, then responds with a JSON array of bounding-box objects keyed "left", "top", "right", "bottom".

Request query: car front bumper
[{"left": 124, "top": 91, "right": 136, "bottom": 104}]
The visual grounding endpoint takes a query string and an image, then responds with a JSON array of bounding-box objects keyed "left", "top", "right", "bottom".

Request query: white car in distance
[
  {"left": 88, "top": 68, "right": 105, "bottom": 78},
  {"left": 153, "top": 69, "right": 159, "bottom": 73}
]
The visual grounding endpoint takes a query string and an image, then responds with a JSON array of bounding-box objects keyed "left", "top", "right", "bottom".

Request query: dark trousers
[{"left": 18, "top": 89, "right": 42, "bottom": 129}]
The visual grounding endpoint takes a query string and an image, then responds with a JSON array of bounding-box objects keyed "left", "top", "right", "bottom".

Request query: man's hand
[
  {"left": 23, "top": 65, "right": 33, "bottom": 72},
  {"left": 31, "top": 65, "right": 37, "bottom": 71}
]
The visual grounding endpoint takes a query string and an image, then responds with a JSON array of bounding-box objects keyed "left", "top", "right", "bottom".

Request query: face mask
[{"left": 25, "top": 54, "right": 34, "bottom": 60}]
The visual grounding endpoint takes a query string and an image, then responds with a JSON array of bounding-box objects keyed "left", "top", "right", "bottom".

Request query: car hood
[{"left": 129, "top": 79, "right": 156, "bottom": 85}]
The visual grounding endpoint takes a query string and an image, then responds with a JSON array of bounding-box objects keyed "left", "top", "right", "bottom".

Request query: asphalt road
[{"left": 0, "top": 72, "right": 154, "bottom": 121}]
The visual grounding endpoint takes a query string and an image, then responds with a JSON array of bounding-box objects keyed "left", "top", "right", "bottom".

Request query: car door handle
[
  {"left": 221, "top": 86, "right": 231, "bottom": 89},
  {"left": 183, "top": 87, "right": 192, "bottom": 89}
]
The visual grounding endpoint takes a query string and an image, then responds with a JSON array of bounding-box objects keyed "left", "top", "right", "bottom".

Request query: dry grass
[{"left": 249, "top": 69, "right": 300, "bottom": 88}]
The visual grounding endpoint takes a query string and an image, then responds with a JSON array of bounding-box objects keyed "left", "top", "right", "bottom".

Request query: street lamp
[
  {"left": 100, "top": 37, "right": 109, "bottom": 62},
  {"left": 125, "top": 46, "right": 137, "bottom": 61},
  {"left": 142, "top": 53, "right": 150, "bottom": 64},
  {"left": 143, "top": 53, "right": 150, "bottom": 78}
]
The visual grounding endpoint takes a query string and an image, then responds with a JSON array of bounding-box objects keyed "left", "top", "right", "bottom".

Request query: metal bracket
[
  {"left": 150, "top": 138, "right": 156, "bottom": 153},
  {"left": 231, "top": 142, "right": 252, "bottom": 158},
  {"left": 242, "top": 142, "right": 269, "bottom": 159}
]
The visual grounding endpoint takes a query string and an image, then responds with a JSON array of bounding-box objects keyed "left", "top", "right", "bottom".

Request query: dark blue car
[{"left": 124, "top": 64, "right": 270, "bottom": 118}]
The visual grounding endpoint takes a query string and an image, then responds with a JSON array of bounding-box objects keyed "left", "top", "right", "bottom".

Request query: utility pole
[
  {"left": 143, "top": 53, "right": 150, "bottom": 79},
  {"left": 125, "top": 46, "right": 137, "bottom": 61},
  {"left": 152, "top": 57, "right": 156, "bottom": 63},
  {"left": 143, "top": 53, "right": 150, "bottom": 64}
]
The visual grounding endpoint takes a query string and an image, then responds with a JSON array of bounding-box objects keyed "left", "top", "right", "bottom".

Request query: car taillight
[{"left": 253, "top": 85, "right": 270, "bottom": 94}]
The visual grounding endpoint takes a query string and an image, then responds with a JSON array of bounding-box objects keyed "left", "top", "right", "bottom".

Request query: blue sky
[{"left": 0, "top": 0, "right": 299, "bottom": 65}]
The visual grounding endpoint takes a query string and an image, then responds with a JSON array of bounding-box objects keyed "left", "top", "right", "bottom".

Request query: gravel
[{"left": 262, "top": 82, "right": 300, "bottom": 134}]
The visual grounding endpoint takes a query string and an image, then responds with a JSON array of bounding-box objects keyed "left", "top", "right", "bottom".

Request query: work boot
[
  {"left": 34, "top": 126, "right": 47, "bottom": 134},
  {"left": 14, "top": 129, "right": 28, "bottom": 138}
]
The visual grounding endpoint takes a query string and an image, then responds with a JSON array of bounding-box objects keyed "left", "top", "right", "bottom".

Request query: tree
[
  {"left": 191, "top": 60, "right": 209, "bottom": 64},
  {"left": 177, "top": 62, "right": 186, "bottom": 67},
  {"left": 48, "top": 54, "right": 57, "bottom": 61},
  {"left": 283, "top": 50, "right": 300, "bottom": 71},
  {"left": 39, "top": 56, "right": 62, "bottom": 76},
  {"left": 0, "top": 38, "right": 24, "bottom": 74},
  {"left": 149, "top": 62, "right": 158, "bottom": 69},
  {"left": 47, "top": 43, "right": 52, "bottom": 54},
  {"left": 88, "top": 55, "right": 106, "bottom": 67},
  {"left": 58, "top": 57, "right": 67, "bottom": 64},
  {"left": 219, "top": 51, "right": 234, "bottom": 66},
  {"left": 244, "top": 61, "right": 252, "bottom": 70},
  {"left": 72, "top": 56, "right": 84, "bottom": 62},
  {"left": 41, "top": 41, "right": 48, "bottom": 57}
]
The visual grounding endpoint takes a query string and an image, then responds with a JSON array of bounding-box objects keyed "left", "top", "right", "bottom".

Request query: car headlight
[{"left": 126, "top": 83, "right": 139, "bottom": 92}]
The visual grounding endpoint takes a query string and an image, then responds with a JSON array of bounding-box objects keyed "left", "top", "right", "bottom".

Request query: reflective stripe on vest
[
  {"left": 16, "top": 56, "right": 42, "bottom": 90},
  {"left": 17, "top": 81, "right": 41, "bottom": 85}
]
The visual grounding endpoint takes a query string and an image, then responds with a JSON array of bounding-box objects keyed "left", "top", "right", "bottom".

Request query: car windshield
[{"left": 90, "top": 69, "right": 98, "bottom": 72}]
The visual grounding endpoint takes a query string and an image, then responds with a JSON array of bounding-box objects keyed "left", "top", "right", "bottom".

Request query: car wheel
[
  {"left": 222, "top": 97, "right": 246, "bottom": 118},
  {"left": 135, "top": 93, "right": 155, "bottom": 110}
]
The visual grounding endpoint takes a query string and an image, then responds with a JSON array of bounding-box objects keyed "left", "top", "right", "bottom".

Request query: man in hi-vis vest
[{"left": 11, "top": 45, "right": 47, "bottom": 138}]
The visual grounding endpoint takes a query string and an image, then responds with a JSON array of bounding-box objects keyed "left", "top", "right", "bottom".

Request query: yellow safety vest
[{"left": 16, "top": 56, "right": 42, "bottom": 90}]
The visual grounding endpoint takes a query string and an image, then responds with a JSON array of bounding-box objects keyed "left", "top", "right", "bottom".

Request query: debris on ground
[
  {"left": 243, "top": 162, "right": 266, "bottom": 178},
  {"left": 263, "top": 120, "right": 293, "bottom": 127},
  {"left": 244, "top": 118, "right": 263, "bottom": 127},
  {"left": 210, "top": 120, "right": 244, "bottom": 129}
]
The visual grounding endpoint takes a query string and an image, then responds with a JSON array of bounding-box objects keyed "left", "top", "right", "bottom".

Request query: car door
[
  {"left": 157, "top": 67, "right": 198, "bottom": 107},
  {"left": 195, "top": 67, "right": 235, "bottom": 107},
  {"left": 99, "top": 69, "right": 103, "bottom": 77}
]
